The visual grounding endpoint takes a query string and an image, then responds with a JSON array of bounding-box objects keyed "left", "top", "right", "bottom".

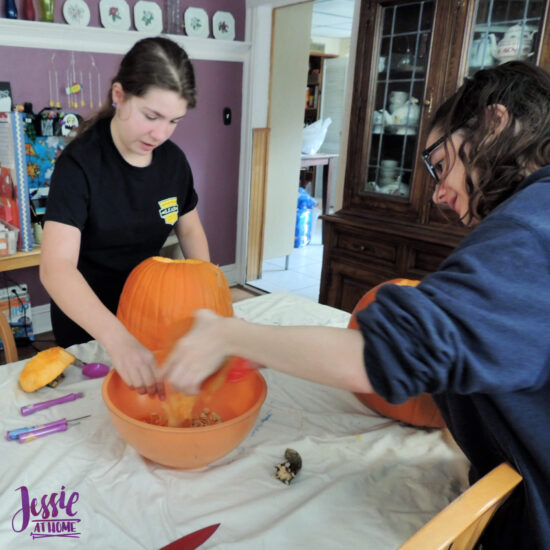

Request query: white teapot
[
  {"left": 489, "top": 25, "right": 536, "bottom": 64},
  {"left": 391, "top": 97, "right": 420, "bottom": 127}
]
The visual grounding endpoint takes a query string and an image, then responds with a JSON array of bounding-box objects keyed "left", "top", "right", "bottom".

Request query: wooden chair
[
  {"left": 0, "top": 312, "right": 18, "bottom": 364},
  {"left": 399, "top": 462, "right": 522, "bottom": 550}
]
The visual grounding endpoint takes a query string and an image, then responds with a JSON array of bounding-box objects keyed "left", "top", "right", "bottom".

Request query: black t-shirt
[{"left": 44, "top": 117, "right": 198, "bottom": 343}]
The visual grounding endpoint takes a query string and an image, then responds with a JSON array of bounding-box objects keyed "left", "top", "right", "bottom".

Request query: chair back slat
[
  {"left": 0, "top": 313, "right": 18, "bottom": 364},
  {"left": 399, "top": 462, "right": 522, "bottom": 550}
]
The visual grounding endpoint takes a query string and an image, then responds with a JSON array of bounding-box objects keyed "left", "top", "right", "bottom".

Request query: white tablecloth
[{"left": 0, "top": 292, "right": 469, "bottom": 549}]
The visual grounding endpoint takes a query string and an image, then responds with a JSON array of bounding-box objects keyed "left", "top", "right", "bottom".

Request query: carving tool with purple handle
[
  {"left": 7, "top": 418, "right": 65, "bottom": 441},
  {"left": 6, "top": 416, "right": 89, "bottom": 441},
  {"left": 17, "top": 415, "right": 91, "bottom": 443},
  {"left": 20, "top": 392, "right": 84, "bottom": 416}
]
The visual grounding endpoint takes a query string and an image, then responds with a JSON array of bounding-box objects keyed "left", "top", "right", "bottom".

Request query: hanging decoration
[
  {"left": 48, "top": 70, "right": 54, "bottom": 108},
  {"left": 79, "top": 72, "right": 85, "bottom": 107},
  {"left": 48, "top": 54, "right": 61, "bottom": 109},
  {"left": 90, "top": 56, "right": 102, "bottom": 109},
  {"left": 88, "top": 70, "right": 93, "bottom": 109}
]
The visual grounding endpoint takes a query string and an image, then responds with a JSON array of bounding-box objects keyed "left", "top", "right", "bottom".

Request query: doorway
[{"left": 246, "top": 0, "right": 356, "bottom": 302}]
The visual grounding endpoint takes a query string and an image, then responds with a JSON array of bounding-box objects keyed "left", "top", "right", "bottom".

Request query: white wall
[{"left": 263, "top": 2, "right": 313, "bottom": 259}]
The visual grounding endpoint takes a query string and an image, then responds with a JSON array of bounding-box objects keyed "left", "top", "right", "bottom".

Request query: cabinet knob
[{"left": 358, "top": 244, "right": 375, "bottom": 254}]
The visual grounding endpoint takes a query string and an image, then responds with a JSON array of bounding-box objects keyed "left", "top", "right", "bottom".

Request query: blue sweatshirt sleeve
[{"left": 356, "top": 214, "right": 550, "bottom": 404}]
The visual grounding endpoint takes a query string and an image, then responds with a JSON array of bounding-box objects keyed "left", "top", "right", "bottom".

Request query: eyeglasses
[
  {"left": 421, "top": 126, "right": 463, "bottom": 184},
  {"left": 421, "top": 134, "right": 448, "bottom": 184}
]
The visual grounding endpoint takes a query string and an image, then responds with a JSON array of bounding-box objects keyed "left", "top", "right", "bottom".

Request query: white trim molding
[
  {"left": 0, "top": 19, "right": 251, "bottom": 61},
  {"left": 246, "top": 0, "right": 302, "bottom": 8},
  {"left": 31, "top": 304, "right": 52, "bottom": 335},
  {"left": 220, "top": 264, "right": 239, "bottom": 286}
]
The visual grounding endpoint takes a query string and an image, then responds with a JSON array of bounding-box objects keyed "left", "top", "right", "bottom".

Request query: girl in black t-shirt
[{"left": 41, "top": 37, "right": 210, "bottom": 400}]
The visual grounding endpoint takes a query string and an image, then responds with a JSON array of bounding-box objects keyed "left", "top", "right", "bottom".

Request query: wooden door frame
[
  {"left": 246, "top": 128, "right": 270, "bottom": 280},
  {"left": 245, "top": 1, "right": 312, "bottom": 282}
]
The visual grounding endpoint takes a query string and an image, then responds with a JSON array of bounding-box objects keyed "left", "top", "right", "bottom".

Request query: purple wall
[{"left": 0, "top": 0, "right": 245, "bottom": 307}]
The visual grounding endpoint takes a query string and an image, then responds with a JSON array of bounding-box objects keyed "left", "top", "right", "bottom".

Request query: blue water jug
[{"left": 294, "top": 188, "right": 317, "bottom": 248}]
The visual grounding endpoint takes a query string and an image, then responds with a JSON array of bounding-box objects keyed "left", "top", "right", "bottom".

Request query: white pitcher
[{"left": 470, "top": 35, "right": 495, "bottom": 68}]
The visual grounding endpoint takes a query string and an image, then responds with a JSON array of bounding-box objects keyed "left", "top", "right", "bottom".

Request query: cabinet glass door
[
  {"left": 364, "top": 0, "right": 434, "bottom": 199},
  {"left": 466, "top": 0, "right": 545, "bottom": 75}
]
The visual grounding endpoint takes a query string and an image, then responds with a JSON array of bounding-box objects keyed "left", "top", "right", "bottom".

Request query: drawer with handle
[{"left": 336, "top": 231, "right": 397, "bottom": 267}]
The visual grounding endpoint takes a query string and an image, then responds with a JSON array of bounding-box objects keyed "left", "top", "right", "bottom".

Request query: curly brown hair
[{"left": 429, "top": 61, "right": 550, "bottom": 221}]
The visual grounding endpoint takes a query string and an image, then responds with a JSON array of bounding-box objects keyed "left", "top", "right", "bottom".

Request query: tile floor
[{"left": 247, "top": 212, "right": 323, "bottom": 302}]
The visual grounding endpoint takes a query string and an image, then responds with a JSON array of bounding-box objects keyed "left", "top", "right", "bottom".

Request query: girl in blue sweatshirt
[{"left": 162, "top": 61, "right": 550, "bottom": 549}]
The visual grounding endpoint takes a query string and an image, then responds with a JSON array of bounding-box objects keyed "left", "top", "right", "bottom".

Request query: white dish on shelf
[
  {"left": 213, "top": 11, "right": 235, "bottom": 41},
  {"left": 99, "top": 0, "right": 131, "bottom": 31},
  {"left": 63, "top": 0, "right": 91, "bottom": 27},
  {"left": 387, "top": 124, "right": 417, "bottom": 136},
  {"left": 184, "top": 7, "right": 209, "bottom": 38},
  {"left": 134, "top": 0, "right": 163, "bottom": 33}
]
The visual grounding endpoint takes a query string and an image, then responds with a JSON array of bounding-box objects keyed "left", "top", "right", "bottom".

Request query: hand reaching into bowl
[
  {"left": 105, "top": 329, "right": 165, "bottom": 399},
  {"left": 160, "top": 309, "right": 230, "bottom": 395}
]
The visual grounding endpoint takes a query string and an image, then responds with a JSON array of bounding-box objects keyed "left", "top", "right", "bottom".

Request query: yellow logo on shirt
[{"left": 158, "top": 197, "right": 178, "bottom": 225}]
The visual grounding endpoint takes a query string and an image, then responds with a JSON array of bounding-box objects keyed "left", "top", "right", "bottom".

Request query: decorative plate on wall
[
  {"left": 134, "top": 0, "right": 163, "bottom": 33},
  {"left": 99, "top": 0, "right": 131, "bottom": 31},
  {"left": 63, "top": 0, "right": 91, "bottom": 27},
  {"left": 184, "top": 7, "right": 209, "bottom": 38},
  {"left": 212, "top": 11, "right": 235, "bottom": 41}
]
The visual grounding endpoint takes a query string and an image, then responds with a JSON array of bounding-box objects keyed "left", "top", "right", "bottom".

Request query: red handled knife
[{"left": 159, "top": 523, "right": 220, "bottom": 550}]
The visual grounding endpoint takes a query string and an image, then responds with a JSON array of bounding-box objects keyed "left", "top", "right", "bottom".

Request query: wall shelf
[
  {"left": 0, "top": 230, "right": 183, "bottom": 273},
  {"left": 0, "top": 19, "right": 250, "bottom": 62},
  {"left": 0, "top": 248, "right": 40, "bottom": 272}
]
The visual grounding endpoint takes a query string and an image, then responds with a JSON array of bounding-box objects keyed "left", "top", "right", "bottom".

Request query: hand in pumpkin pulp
[
  {"left": 160, "top": 309, "right": 229, "bottom": 395},
  {"left": 106, "top": 329, "right": 165, "bottom": 399}
]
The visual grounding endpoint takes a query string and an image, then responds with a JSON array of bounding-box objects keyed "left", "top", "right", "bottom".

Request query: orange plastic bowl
[{"left": 102, "top": 369, "right": 267, "bottom": 469}]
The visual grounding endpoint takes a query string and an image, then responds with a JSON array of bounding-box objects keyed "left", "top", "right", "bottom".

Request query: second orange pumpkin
[{"left": 350, "top": 278, "right": 445, "bottom": 429}]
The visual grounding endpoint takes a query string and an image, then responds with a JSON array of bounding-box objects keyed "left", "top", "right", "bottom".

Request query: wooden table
[
  {"left": 301, "top": 153, "right": 339, "bottom": 215},
  {"left": 0, "top": 293, "right": 469, "bottom": 550}
]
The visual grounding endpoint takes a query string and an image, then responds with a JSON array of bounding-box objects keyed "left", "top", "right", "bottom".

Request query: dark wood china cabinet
[{"left": 320, "top": 0, "right": 550, "bottom": 312}]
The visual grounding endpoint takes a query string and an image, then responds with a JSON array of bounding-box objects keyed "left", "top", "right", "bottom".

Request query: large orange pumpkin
[
  {"left": 350, "top": 278, "right": 445, "bottom": 429},
  {"left": 117, "top": 257, "right": 234, "bottom": 353}
]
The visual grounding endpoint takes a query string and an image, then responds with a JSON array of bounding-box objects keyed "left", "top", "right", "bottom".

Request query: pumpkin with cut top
[
  {"left": 108, "top": 256, "right": 267, "bottom": 469},
  {"left": 116, "top": 257, "right": 234, "bottom": 353},
  {"left": 349, "top": 278, "right": 445, "bottom": 429}
]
